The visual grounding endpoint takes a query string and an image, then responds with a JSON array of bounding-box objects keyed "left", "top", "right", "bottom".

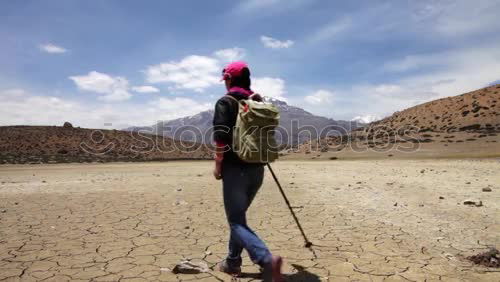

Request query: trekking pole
[{"left": 266, "top": 163, "right": 313, "bottom": 248}]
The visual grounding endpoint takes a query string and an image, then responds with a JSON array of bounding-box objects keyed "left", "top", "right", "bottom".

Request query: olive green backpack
[{"left": 226, "top": 94, "right": 280, "bottom": 163}]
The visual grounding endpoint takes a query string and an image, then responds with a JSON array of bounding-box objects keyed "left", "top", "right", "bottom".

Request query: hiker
[{"left": 212, "top": 61, "right": 283, "bottom": 281}]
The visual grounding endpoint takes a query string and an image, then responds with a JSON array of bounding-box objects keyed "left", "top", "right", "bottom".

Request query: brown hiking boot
[
  {"left": 262, "top": 255, "right": 283, "bottom": 282},
  {"left": 218, "top": 259, "right": 242, "bottom": 276}
]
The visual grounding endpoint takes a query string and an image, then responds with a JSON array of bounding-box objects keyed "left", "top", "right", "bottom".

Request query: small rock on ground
[
  {"left": 467, "top": 248, "right": 499, "bottom": 268},
  {"left": 463, "top": 199, "right": 483, "bottom": 207}
]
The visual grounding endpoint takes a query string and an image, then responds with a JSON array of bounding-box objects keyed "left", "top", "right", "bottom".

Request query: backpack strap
[
  {"left": 224, "top": 94, "right": 239, "bottom": 103},
  {"left": 224, "top": 94, "right": 242, "bottom": 115},
  {"left": 224, "top": 92, "right": 262, "bottom": 106}
]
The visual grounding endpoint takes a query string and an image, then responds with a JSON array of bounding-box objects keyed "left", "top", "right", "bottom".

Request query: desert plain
[{"left": 0, "top": 159, "right": 499, "bottom": 281}]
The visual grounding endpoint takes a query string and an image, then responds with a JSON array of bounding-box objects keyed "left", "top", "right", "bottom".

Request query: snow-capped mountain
[
  {"left": 125, "top": 97, "right": 362, "bottom": 145},
  {"left": 351, "top": 114, "right": 381, "bottom": 124}
]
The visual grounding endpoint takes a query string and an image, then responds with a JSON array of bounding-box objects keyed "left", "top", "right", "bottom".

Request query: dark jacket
[{"left": 213, "top": 91, "right": 249, "bottom": 164}]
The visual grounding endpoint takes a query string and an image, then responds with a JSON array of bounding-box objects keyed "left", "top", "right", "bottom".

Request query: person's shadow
[
  {"left": 239, "top": 264, "right": 321, "bottom": 281},
  {"left": 284, "top": 264, "right": 321, "bottom": 282}
]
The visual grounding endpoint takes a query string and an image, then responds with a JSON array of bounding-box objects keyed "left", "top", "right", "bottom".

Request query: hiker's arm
[
  {"left": 213, "top": 98, "right": 232, "bottom": 146},
  {"left": 213, "top": 141, "right": 224, "bottom": 180},
  {"left": 212, "top": 98, "right": 231, "bottom": 179}
]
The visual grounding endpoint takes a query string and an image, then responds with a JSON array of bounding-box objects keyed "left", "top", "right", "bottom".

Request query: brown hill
[
  {"left": 0, "top": 125, "right": 212, "bottom": 164},
  {"left": 290, "top": 84, "right": 500, "bottom": 159},
  {"left": 367, "top": 84, "right": 500, "bottom": 133}
]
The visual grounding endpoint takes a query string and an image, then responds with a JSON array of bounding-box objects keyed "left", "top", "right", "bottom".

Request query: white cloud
[
  {"left": 214, "top": 48, "right": 246, "bottom": 62},
  {"left": 236, "top": 0, "right": 281, "bottom": 11},
  {"left": 145, "top": 55, "right": 220, "bottom": 92},
  {"left": 308, "top": 17, "right": 351, "bottom": 43},
  {"left": 313, "top": 51, "right": 500, "bottom": 120},
  {"left": 69, "top": 71, "right": 132, "bottom": 102},
  {"left": 383, "top": 55, "right": 433, "bottom": 72},
  {"left": 415, "top": 1, "right": 500, "bottom": 37},
  {"left": 252, "top": 77, "right": 286, "bottom": 100},
  {"left": 0, "top": 88, "right": 212, "bottom": 129},
  {"left": 383, "top": 50, "right": 461, "bottom": 73},
  {"left": 234, "top": 0, "right": 310, "bottom": 14},
  {"left": 294, "top": 41, "right": 500, "bottom": 121},
  {"left": 383, "top": 44, "right": 500, "bottom": 98},
  {"left": 145, "top": 48, "right": 247, "bottom": 92},
  {"left": 296, "top": 82, "right": 439, "bottom": 122},
  {"left": 341, "top": 43, "right": 499, "bottom": 121},
  {"left": 384, "top": 44, "right": 500, "bottom": 74},
  {"left": 373, "top": 84, "right": 403, "bottom": 95},
  {"left": 0, "top": 88, "right": 27, "bottom": 99},
  {"left": 304, "top": 90, "right": 334, "bottom": 105},
  {"left": 260, "top": 36, "right": 294, "bottom": 49},
  {"left": 332, "top": 1, "right": 500, "bottom": 41},
  {"left": 39, "top": 43, "right": 68, "bottom": 54},
  {"left": 0, "top": 88, "right": 78, "bottom": 126},
  {"left": 153, "top": 97, "right": 212, "bottom": 117},
  {"left": 131, "top": 85, "right": 160, "bottom": 93}
]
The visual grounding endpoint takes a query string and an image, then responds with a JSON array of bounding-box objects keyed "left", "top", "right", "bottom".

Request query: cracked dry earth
[{"left": 0, "top": 160, "right": 499, "bottom": 282}]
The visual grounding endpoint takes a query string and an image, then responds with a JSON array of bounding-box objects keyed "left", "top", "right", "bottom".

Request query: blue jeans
[{"left": 222, "top": 161, "right": 272, "bottom": 268}]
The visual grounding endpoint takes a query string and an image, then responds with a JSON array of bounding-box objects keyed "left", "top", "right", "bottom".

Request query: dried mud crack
[{"left": 0, "top": 160, "right": 499, "bottom": 281}]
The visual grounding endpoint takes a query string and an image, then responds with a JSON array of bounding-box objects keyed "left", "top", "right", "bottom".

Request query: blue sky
[{"left": 1, "top": 0, "right": 500, "bottom": 128}]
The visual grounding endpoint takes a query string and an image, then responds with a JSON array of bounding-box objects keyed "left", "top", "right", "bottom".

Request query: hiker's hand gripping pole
[{"left": 266, "top": 163, "right": 313, "bottom": 248}]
